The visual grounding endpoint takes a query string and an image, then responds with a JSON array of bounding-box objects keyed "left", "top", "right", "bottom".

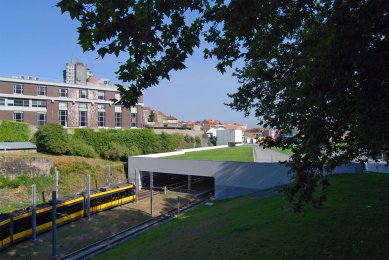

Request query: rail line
[{"left": 59, "top": 197, "right": 209, "bottom": 260}]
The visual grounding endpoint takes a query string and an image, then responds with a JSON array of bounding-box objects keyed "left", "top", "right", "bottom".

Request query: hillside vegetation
[
  {"left": 0, "top": 120, "right": 30, "bottom": 142},
  {"left": 97, "top": 174, "right": 389, "bottom": 259},
  {"left": 0, "top": 154, "right": 126, "bottom": 213},
  {"left": 33, "top": 124, "right": 201, "bottom": 161}
]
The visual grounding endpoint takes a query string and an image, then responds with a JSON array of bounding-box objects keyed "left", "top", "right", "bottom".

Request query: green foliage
[
  {"left": 0, "top": 120, "right": 30, "bottom": 142},
  {"left": 57, "top": 0, "right": 204, "bottom": 107},
  {"left": 103, "top": 143, "right": 131, "bottom": 161},
  {"left": 209, "top": 135, "right": 217, "bottom": 146},
  {"left": 195, "top": 136, "right": 201, "bottom": 148},
  {"left": 74, "top": 128, "right": 186, "bottom": 157},
  {"left": 34, "top": 123, "right": 69, "bottom": 154},
  {"left": 58, "top": 0, "right": 389, "bottom": 209},
  {"left": 67, "top": 138, "right": 98, "bottom": 158},
  {"left": 0, "top": 174, "right": 53, "bottom": 193},
  {"left": 184, "top": 134, "right": 194, "bottom": 144}
]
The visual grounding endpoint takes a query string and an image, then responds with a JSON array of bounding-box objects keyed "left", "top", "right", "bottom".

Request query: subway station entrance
[{"left": 140, "top": 172, "right": 214, "bottom": 198}]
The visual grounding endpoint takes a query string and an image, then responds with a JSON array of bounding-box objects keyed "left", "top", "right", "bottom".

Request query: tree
[{"left": 58, "top": 0, "right": 389, "bottom": 211}]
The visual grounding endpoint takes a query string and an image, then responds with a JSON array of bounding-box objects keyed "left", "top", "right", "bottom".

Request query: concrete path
[{"left": 253, "top": 145, "right": 290, "bottom": 163}]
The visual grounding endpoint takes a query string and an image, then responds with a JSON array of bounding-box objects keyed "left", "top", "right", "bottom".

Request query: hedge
[
  {"left": 34, "top": 125, "right": 195, "bottom": 159},
  {"left": 0, "top": 120, "right": 30, "bottom": 142},
  {"left": 73, "top": 128, "right": 186, "bottom": 157}
]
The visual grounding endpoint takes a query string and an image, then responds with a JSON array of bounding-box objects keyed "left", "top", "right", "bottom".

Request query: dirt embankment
[{"left": 0, "top": 153, "right": 127, "bottom": 213}]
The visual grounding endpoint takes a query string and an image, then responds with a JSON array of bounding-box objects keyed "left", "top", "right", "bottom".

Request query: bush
[
  {"left": 103, "top": 143, "right": 130, "bottom": 161},
  {"left": 195, "top": 136, "right": 201, "bottom": 147},
  {"left": 34, "top": 123, "right": 69, "bottom": 154},
  {"left": 74, "top": 128, "right": 185, "bottom": 156},
  {"left": 0, "top": 120, "right": 30, "bottom": 142},
  {"left": 67, "top": 138, "right": 98, "bottom": 158}
]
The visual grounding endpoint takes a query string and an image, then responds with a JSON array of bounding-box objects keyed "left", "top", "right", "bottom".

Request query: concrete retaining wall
[
  {"left": 365, "top": 163, "right": 389, "bottom": 173},
  {"left": 128, "top": 157, "right": 364, "bottom": 200},
  {"left": 0, "top": 157, "right": 54, "bottom": 176}
]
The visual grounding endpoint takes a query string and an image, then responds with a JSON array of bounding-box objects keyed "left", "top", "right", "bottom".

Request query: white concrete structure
[{"left": 216, "top": 129, "right": 243, "bottom": 146}]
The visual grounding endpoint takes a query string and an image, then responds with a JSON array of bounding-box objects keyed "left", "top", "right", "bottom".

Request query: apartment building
[
  {"left": 63, "top": 58, "right": 93, "bottom": 84},
  {"left": 0, "top": 76, "right": 143, "bottom": 128}
]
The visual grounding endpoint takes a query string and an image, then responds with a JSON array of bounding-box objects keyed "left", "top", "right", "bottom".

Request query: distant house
[{"left": 216, "top": 129, "right": 243, "bottom": 146}]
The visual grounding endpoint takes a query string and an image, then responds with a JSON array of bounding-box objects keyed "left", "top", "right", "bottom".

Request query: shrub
[
  {"left": 67, "top": 138, "right": 98, "bottom": 158},
  {"left": 103, "top": 143, "right": 130, "bottom": 161},
  {"left": 0, "top": 120, "right": 30, "bottom": 142},
  {"left": 74, "top": 128, "right": 184, "bottom": 156},
  {"left": 195, "top": 136, "right": 201, "bottom": 147},
  {"left": 34, "top": 123, "right": 69, "bottom": 154}
]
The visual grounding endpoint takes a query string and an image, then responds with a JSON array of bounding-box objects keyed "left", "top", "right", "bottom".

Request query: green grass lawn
[
  {"left": 166, "top": 145, "right": 254, "bottom": 162},
  {"left": 96, "top": 173, "right": 389, "bottom": 259}
]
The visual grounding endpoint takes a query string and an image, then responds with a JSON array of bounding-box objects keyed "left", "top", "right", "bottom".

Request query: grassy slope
[
  {"left": 166, "top": 146, "right": 254, "bottom": 162},
  {"left": 97, "top": 174, "right": 389, "bottom": 259},
  {"left": 269, "top": 146, "right": 294, "bottom": 155},
  {"left": 0, "top": 154, "right": 126, "bottom": 213}
]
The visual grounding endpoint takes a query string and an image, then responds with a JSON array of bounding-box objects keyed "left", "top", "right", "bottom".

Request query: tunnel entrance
[{"left": 140, "top": 172, "right": 214, "bottom": 198}]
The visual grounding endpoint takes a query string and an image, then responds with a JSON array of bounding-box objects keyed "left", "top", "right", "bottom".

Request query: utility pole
[
  {"left": 188, "top": 175, "right": 192, "bottom": 191},
  {"left": 107, "top": 162, "right": 111, "bottom": 187},
  {"left": 55, "top": 167, "right": 59, "bottom": 197},
  {"left": 135, "top": 169, "right": 139, "bottom": 204},
  {"left": 150, "top": 172, "right": 153, "bottom": 217},
  {"left": 177, "top": 196, "right": 180, "bottom": 215},
  {"left": 51, "top": 191, "right": 57, "bottom": 258},
  {"left": 32, "top": 184, "right": 36, "bottom": 241},
  {"left": 87, "top": 174, "right": 91, "bottom": 221}
]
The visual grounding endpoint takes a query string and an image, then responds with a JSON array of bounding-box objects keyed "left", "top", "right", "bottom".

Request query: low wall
[
  {"left": 135, "top": 144, "right": 243, "bottom": 158},
  {"left": 0, "top": 157, "right": 54, "bottom": 176},
  {"left": 135, "top": 145, "right": 229, "bottom": 158},
  {"left": 365, "top": 163, "right": 389, "bottom": 173}
]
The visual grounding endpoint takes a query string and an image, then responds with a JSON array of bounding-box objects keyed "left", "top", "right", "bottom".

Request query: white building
[{"left": 216, "top": 129, "right": 243, "bottom": 146}]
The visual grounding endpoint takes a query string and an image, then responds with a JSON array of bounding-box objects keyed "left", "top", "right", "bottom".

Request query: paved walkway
[{"left": 253, "top": 145, "right": 290, "bottom": 163}]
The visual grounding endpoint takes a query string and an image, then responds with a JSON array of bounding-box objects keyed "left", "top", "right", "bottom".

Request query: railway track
[{"left": 58, "top": 197, "right": 208, "bottom": 260}]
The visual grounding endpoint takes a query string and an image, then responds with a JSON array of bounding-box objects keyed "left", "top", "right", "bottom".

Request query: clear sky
[{"left": 0, "top": 1, "right": 259, "bottom": 128}]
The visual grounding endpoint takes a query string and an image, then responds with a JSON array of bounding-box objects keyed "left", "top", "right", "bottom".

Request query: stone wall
[{"left": 0, "top": 157, "right": 54, "bottom": 176}]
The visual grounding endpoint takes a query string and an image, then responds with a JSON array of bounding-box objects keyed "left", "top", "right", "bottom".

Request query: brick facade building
[{"left": 0, "top": 76, "right": 143, "bottom": 128}]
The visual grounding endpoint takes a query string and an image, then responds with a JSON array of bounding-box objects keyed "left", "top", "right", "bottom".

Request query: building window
[
  {"left": 98, "top": 112, "right": 105, "bottom": 127},
  {"left": 8, "top": 98, "right": 29, "bottom": 107},
  {"left": 79, "top": 103, "right": 87, "bottom": 110},
  {"left": 79, "top": 111, "right": 88, "bottom": 127},
  {"left": 131, "top": 113, "right": 137, "bottom": 127},
  {"left": 32, "top": 100, "right": 47, "bottom": 108},
  {"left": 79, "top": 89, "right": 88, "bottom": 99},
  {"left": 98, "top": 90, "right": 105, "bottom": 100},
  {"left": 13, "top": 112, "right": 23, "bottom": 122},
  {"left": 59, "top": 110, "right": 68, "bottom": 127},
  {"left": 13, "top": 84, "right": 23, "bottom": 94},
  {"left": 37, "top": 113, "right": 46, "bottom": 125},
  {"left": 37, "top": 86, "right": 46, "bottom": 96},
  {"left": 0, "top": 98, "right": 5, "bottom": 106},
  {"left": 97, "top": 104, "right": 105, "bottom": 111},
  {"left": 59, "top": 88, "right": 68, "bottom": 97},
  {"left": 115, "top": 112, "right": 122, "bottom": 128}
]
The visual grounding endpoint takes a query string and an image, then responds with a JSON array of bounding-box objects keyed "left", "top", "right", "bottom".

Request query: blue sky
[{"left": 0, "top": 1, "right": 259, "bottom": 127}]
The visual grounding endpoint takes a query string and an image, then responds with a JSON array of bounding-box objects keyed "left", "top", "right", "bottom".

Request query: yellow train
[{"left": 0, "top": 183, "right": 135, "bottom": 251}]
